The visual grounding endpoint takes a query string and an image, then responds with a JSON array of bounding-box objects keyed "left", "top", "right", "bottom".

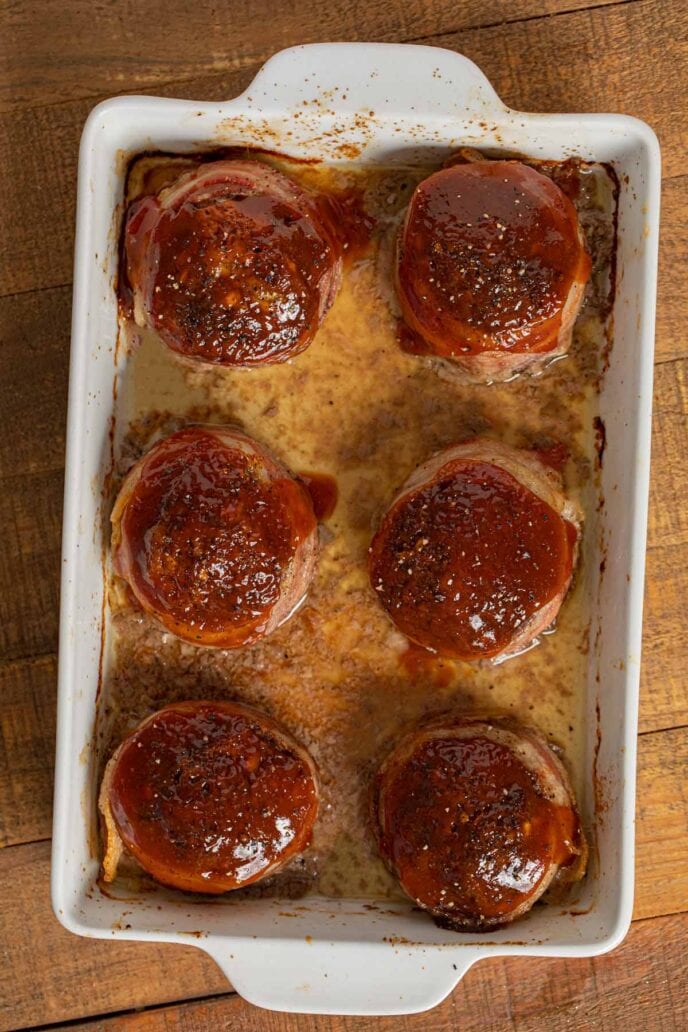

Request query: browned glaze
[
  {"left": 396, "top": 161, "right": 591, "bottom": 357},
  {"left": 125, "top": 160, "right": 342, "bottom": 366},
  {"left": 112, "top": 426, "right": 317, "bottom": 647},
  {"left": 298, "top": 471, "right": 339, "bottom": 522},
  {"left": 107, "top": 701, "right": 318, "bottom": 893},
  {"left": 369, "top": 459, "right": 576, "bottom": 659},
  {"left": 374, "top": 723, "right": 582, "bottom": 930}
]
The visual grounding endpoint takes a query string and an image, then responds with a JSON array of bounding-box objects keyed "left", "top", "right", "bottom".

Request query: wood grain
[
  {"left": 0, "top": 728, "right": 684, "bottom": 1029},
  {"left": 649, "top": 359, "right": 688, "bottom": 550},
  {"left": 635, "top": 727, "right": 688, "bottom": 920},
  {"left": 0, "top": 842, "right": 229, "bottom": 1032},
  {"left": 0, "top": 654, "right": 56, "bottom": 848},
  {"left": 0, "top": 1, "right": 686, "bottom": 1029},
  {"left": 641, "top": 543, "right": 688, "bottom": 734},
  {"left": 0, "top": 1, "right": 687, "bottom": 300},
  {"left": 0, "top": 468, "right": 63, "bottom": 663},
  {"left": 42, "top": 912, "right": 688, "bottom": 1031},
  {"left": 0, "top": 284, "right": 69, "bottom": 479},
  {"left": 639, "top": 359, "right": 688, "bottom": 734},
  {"left": 0, "top": 285, "right": 69, "bottom": 663},
  {"left": 657, "top": 183, "right": 688, "bottom": 365},
  {"left": 0, "top": 0, "right": 631, "bottom": 114}
]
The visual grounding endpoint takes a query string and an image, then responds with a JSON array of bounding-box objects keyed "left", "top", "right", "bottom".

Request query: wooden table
[{"left": 1, "top": 1, "right": 686, "bottom": 1028}]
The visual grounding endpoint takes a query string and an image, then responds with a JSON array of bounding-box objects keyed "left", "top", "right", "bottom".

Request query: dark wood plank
[
  {"left": 635, "top": 726, "right": 688, "bottom": 920},
  {"left": 11, "top": 903, "right": 688, "bottom": 1031},
  {"left": 639, "top": 358, "right": 688, "bottom": 734},
  {"left": 0, "top": 1, "right": 686, "bottom": 300},
  {"left": 0, "top": 654, "right": 56, "bottom": 848},
  {"left": 0, "top": 468, "right": 63, "bottom": 663},
  {"left": 0, "top": 841, "right": 229, "bottom": 1032},
  {"left": 0, "top": 284, "right": 69, "bottom": 479},
  {"left": 0, "top": 285, "right": 69, "bottom": 663},
  {"left": 649, "top": 358, "right": 688, "bottom": 551},
  {"left": 657, "top": 182, "right": 688, "bottom": 366},
  {"left": 0, "top": 465, "right": 63, "bottom": 661},
  {"left": 641, "top": 544, "right": 688, "bottom": 734},
  {"left": 0, "top": 0, "right": 630, "bottom": 113}
]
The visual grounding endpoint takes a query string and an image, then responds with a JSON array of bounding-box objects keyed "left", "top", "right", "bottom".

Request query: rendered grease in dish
[{"left": 105, "top": 152, "right": 616, "bottom": 902}]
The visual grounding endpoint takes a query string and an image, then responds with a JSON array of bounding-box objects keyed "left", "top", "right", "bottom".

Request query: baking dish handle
[
  {"left": 205, "top": 938, "right": 481, "bottom": 1015},
  {"left": 237, "top": 43, "right": 506, "bottom": 119}
]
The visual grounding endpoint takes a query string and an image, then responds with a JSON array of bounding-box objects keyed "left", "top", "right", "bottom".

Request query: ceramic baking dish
[{"left": 52, "top": 43, "right": 660, "bottom": 1016}]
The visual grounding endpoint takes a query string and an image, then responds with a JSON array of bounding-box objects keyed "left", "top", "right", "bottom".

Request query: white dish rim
[{"left": 51, "top": 42, "right": 661, "bottom": 1016}]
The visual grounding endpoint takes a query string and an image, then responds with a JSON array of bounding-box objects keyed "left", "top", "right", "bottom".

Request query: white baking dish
[{"left": 52, "top": 43, "right": 660, "bottom": 1016}]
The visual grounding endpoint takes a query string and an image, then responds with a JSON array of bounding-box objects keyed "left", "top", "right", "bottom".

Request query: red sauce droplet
[
  {"left": 108, "top": 701, "right": 318, "bottom": 894},
  {"left": 320, "top": 189, "right": 376, "bottom": 260},
  {"left": 399, "top": 643, "right": 454, "bottom": 687},
  {"left": 298, "top": 471, "right": 338, "bottom": 521}
]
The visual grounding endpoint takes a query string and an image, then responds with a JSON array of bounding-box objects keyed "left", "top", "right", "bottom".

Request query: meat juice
[{"left": 102, "top": 152, "right": 616, "bottom": 902}]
